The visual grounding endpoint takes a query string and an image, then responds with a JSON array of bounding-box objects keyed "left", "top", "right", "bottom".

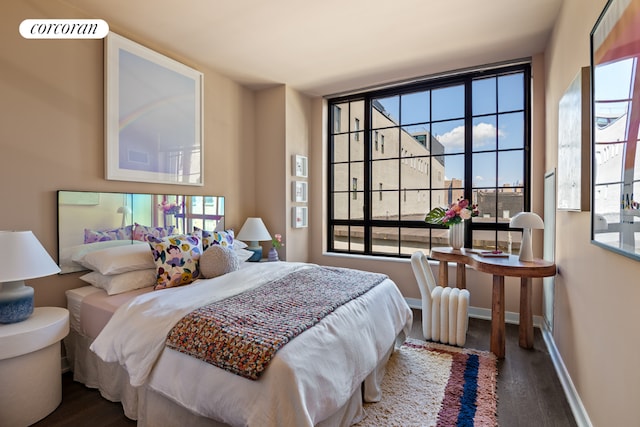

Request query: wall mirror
[
  {"left": 58, "top": 190, "right": 224, "bottom": 273},
  {"left": 590, "top": 0, "right": 640, "bottom": 261}
]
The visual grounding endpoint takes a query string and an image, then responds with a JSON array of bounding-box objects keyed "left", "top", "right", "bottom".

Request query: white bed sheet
[{"left": 90, "top": 262, "right": 412, "bottom": 427}]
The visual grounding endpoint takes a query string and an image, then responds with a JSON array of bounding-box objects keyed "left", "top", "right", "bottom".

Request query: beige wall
[
  {"left": 5, "top": 0, "right": 639, "bottom": 424},
  {"left": 546, "top": 0, "right": 640, "bottom": 425},
  {"left": 1, "top": 0, "right": 255, "bottom": 307}
]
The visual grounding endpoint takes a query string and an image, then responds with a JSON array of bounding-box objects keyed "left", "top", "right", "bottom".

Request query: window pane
[
  {"left": 443, "top": 154, "right": 465, "bottom": 187},
  {"left": 401, "top": 91, "right": 430, "bottom": 125},
  {"left": 332, "top": 225, "right": 348, "bottom": 250},
  {"left": 472, "top": 116, "right": 497, "bottom": 151},
  {"left": 498, "top": 112, "right": 524, "bottom": 149},
  {"left": 432, "top": 84, "right": 464, "bottom": 121},
  {"left": 498, "top": 150, "right": 523, "bottom": 187},
  {"left": 471, "top": 228, "right": 497, "bottom": 250},
  {"left": 498, "top": 73, "right": 524, "bottom": 112},
  {"left": 372, "top": 227, "right": 399, "bottom": 255},
  {"left": 351, "top": 161, "right": 365, "bottom": 191},
  {"left": 351, "top": 100, "right": 364, "bottom": 123},
  {"left": 332, "top": 193, "right": 349, "bottom": 220},
  {"left": 351, "top": 132, "right": 364, "bottom": 161},
  {"left": 433, "top": 119, "right": 465, "bottom": 154},
  {"left": 372, "top": 96, "right": 400, "bottom": 128},
  {"left": 350, "top": 193, "right": 364, "bottom": 220},
  {"left": 498, "top": 191, "right": 524, "bottom": 223},
  {"left": 373, "top": 128, "right": 398, "bottom": 159},
  {"left": 372, "top": 159, "right": 399, "bottom": 190},
  {"left": 332, "top": 102, "right": 348, "bottom": 133},
  {"left": 473, "top": 77, "right": 496, "bottom": 115},
  {"left": 332, "top": 133, "right": 349, "bottom": 163},
  {"left": 349, "top": 227, "right": 365, "bottom": 252},
  {"left": 372, "top": 191, "right": 398, "bottom": 220},
  {"left": 473, "top": 152, "right": 496, "bottom": 187},
  {"left": 332, "top": 163, "right": 349, "bottom": 191},
  {"left": 400, "top": 190, "right": 430, "bottom": 220},
  {"left": 475, "top": 189, "right": 497, "bottom": 221},
  {"left": 401, "top": 157, "right": 428, "bottom": 190},
  {"left": 400, "top": 228, "right": 429, "bottom": 256}
]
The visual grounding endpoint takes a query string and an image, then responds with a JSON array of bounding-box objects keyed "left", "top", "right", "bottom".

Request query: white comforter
[{"left": 91, "top": 262, "right": 412, "bottom": 427}]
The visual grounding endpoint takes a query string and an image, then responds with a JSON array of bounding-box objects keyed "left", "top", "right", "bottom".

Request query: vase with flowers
[
  {"left": 268, "top": 233, "right": 284, "bottom": 261},
  {"left": 425, "top": 198, "right": 479, "bottom": 249}
]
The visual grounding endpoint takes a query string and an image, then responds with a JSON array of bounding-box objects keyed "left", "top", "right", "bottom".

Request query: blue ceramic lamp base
[
  {"left": 246, "top": 242, "right": 263, "bottom": 262},
  {"left": 0, "top": 281, "right": 34, "bottom": 324}
]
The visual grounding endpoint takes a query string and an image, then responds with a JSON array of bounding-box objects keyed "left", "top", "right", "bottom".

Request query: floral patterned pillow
[
  {"left": 84, "top": 225, "right": 132, "bottom": 244},
  {"left": 195, "top": 227, "right": 234, "bottom": 251},
  {"left": 148, "top": 233, "right": 202, "bottom": 290},
  {"left": 133, "top": 223, "right": 176, "bottom": 242}
]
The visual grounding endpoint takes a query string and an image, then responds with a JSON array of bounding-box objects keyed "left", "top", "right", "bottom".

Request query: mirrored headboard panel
[{"left": 57, "top": 190, "right": 225, "bottom": 273}]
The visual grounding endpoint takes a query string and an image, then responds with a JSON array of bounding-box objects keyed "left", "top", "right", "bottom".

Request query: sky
[{"left": 374, "top": 72, "right": 526, "bottom": 188}]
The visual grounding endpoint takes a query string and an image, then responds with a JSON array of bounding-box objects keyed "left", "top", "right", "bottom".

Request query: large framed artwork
[
  {"left": 105, "top": 32, "right": 204, "bottom": 186},
  {"left": 591, "top": 0, "right": 640, "bottom": 260},
  {"left": 557, "top": 67, "right": 590, "bottom": 211}
]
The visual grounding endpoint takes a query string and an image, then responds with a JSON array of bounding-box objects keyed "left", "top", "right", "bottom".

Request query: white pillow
[
  {"left": 233, "top": 240, "right": 248, "bottom": 249},
  {"left": 235, "top": 247, "right": 254, "bottom": 262},
  {"left": 80, "top": 269, "right": 156, "bottom": 295},
  {"left": 74, "top": 243, "right": 155, "bottom": 275},
  {"left": 66, "top": 240, "right": 145, "bottom": 267}
]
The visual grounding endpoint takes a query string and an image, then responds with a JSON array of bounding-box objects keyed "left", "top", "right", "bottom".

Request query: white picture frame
[
  {"left": 105, "top": 32, "right": 204, "bottom": 186},
  {"left": 292, "top": 154, "right": 308, "bottom": 178},
  {"left": 292, "top": 181, "right": 308, "bottom": 203},
  {"left": 292, "top": 206, "right": 308, "bottom": 228}
]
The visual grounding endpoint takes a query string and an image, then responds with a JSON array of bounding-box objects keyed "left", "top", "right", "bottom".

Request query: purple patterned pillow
[
  {"left": 84, "top": 225, "right": 133, "bottom": 244},
  {"left": 133, "top": 223, "right": 176, "bottom": 242},
  {"left": 194, "top": 227, "right": 234, "bottom": 251},
  {"left": 147, "top": 233, "right": 202, "bottom": 290}
]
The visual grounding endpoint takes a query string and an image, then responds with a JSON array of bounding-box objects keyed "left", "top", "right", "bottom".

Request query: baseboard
[
  {"left": 406, "top": 297, "right": 593, "bottom": 427},
  {"left": 541, "top": 325, "right": 593, "bottom": 427}
]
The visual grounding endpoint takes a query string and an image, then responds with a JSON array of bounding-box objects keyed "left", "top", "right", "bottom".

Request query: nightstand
[{"left": 0, "top": 307, "right": 69, "bottom": 426}]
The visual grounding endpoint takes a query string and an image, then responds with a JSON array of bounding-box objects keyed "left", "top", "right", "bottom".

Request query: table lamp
[
  {"left": 0, "top": 231, "right": 61, "bottom": 323},
  {"left": 236, "top": 218, "right": 272, "bottom": 262},
  {"left": 509, "top": 212, "right": 544, "bottom": 262},
  {"left": 117, "top": 205, "right": 131, "bottom": 228}
]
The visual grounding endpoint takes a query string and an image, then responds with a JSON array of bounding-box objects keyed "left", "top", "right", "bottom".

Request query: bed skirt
[{"left": 64, "top": 329, "right": 400, "bottom": 426}]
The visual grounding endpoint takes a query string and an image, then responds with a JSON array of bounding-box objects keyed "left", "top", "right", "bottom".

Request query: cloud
[{"left": 435, "top": 122, "right": 504, "bottom": 149}]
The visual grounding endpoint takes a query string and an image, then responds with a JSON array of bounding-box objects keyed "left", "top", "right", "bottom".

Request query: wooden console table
[{"left": 429, "top": 247, "right": 556, "bottom": 358}]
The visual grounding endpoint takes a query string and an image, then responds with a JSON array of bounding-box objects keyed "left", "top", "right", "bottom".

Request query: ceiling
[{"left": 62, "top": 0, "right": 564, "bottom": 96}]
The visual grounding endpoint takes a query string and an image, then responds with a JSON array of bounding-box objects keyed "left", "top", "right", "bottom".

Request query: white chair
[{"left": 410, "top": 251, "right": 470, "bottom": 346}]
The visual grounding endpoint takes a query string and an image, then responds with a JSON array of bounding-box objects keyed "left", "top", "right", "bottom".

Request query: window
[{"left": 328, "top": 62, "right": 531, "bottom": 257}]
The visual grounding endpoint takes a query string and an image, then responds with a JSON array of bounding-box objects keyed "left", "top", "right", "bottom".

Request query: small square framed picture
[
  {"left": 292, "top": 206, "right": 308, "bottom": 228},
  {"left": 292, "top": 155, "right": 308, "bottom": 177},
  {"left": 292, "top": 181, "right": 308, "bottom": 203}
]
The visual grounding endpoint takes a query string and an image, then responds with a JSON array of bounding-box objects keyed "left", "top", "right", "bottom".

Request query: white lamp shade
[
  {"left": 509, "top": 212, "right": 544, "bottom": 229},
  {"left": 236, "top": 218, "right": 272, "bottom": 243},
  {"left": 0, "top": 231, "right": 61, "bottom": 282},
  {"left": 509, "top": 212, "right": 544, "bottom": 262}
]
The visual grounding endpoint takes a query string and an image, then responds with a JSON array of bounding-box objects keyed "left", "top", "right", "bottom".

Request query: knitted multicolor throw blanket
[{"left": 165, "top": 266, "right": 387, "bottom": 380}]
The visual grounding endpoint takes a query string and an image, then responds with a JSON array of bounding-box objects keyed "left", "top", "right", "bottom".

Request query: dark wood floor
[{"left": 34, "top": 310, "right": 577, "bottom": 426}]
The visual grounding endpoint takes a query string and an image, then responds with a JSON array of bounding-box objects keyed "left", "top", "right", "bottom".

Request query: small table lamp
[
  {"left": 0, "top": 231, "right": 61, "bottom": 323},
  {"left": 509, "top": 212, "right": 544, "bottom": 262},
  {"left": 237, "top": 218, "right": 272, "bottom": 262}
]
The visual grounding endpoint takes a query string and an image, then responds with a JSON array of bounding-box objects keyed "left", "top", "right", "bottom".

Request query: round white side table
[{"left": 0, "top": 307, "right": 69, "bottom": 426}]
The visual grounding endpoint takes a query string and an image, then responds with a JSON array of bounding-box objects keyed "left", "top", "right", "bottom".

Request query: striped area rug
[{"left": 355, "top": 338, "right": 498, "bottom": 427}]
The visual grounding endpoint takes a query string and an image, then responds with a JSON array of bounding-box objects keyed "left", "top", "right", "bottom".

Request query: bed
[{"left": 64, "top": 257, "right": 413, "bottom": 426}]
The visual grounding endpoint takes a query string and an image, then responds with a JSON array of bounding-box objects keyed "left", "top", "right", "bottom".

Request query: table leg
[
  {"left": 491, "top": 275, "right": 505, "bottom": 359},
  {"left": 456, "top": 263, "right": 466, "bottom": 289},
  {"left": 519, "top": 277, "right": 534, "bottom": 349},
  {"left": 438, "top": 260, "right": 448, "bottom": 287}
]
